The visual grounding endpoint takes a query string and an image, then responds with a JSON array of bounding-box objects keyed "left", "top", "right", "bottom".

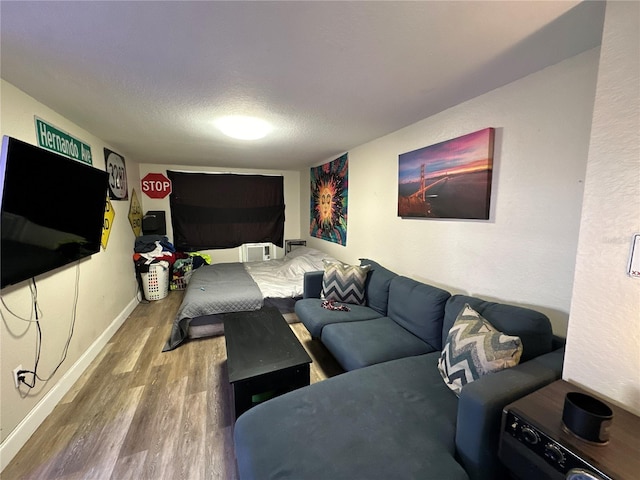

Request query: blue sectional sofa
[{"left": 234, "top": 259, "right": 565, "bottom": 480}]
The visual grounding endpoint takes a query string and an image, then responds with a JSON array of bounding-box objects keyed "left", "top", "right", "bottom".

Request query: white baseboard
[{"left": 0, "top": 296, "right": 139, "bottom": 472}]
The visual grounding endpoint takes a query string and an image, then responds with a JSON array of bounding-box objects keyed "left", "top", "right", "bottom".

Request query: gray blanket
[{"left": 162, "top": 263, "right": 263, "bottom": 351}]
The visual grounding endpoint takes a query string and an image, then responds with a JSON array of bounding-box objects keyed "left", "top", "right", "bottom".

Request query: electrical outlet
[{"left": 13, "top": 365, "right": 23, "bottom": 388}]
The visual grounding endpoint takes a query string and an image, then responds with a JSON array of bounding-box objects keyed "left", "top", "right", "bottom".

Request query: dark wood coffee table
[{"left": 224, "top": 307, "right": 312, "bottom": 419}]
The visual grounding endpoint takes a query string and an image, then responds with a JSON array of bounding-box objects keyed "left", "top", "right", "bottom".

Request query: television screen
[{"left": 1, "top": 136, "right": 109, "bottom": 289}]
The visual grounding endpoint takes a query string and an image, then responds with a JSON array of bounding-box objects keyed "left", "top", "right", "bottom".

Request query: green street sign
[{"left": 34, "top": 117, "right": 92, "bottom": 165}]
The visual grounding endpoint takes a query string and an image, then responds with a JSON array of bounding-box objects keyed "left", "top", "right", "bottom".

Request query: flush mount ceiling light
[{"left": 215, "top": 115, "right": 272, "bottom": 140}]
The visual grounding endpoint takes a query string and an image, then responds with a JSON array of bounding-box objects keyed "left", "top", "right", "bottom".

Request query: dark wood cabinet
[{"left": 499, "top": 380, "right": 640, "bottom": 480}]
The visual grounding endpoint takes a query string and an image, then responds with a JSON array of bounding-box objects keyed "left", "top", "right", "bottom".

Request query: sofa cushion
[
  {"left": 443, "top": 295, "right": 552, "bottom": 362},
  {"left": 321, "top": 317, "right": 436, "bottom": 370},
  {"left": 234, "top": 352, "right": 469, "bottom": 480},
  {"left": 359, "top": 259, "right": 398, "bottom": 315},
  {"left": 295, "top": 298, "right": 383, "bottom": 338},
  {"left": 387, "top": 276, "right": 450, "bottom": 350},
  {"left": 321, "top": 260, "right": 370, "bottom": 305},
  {"left": 438, "top": 304, "right": 523, "bottom": 395}
]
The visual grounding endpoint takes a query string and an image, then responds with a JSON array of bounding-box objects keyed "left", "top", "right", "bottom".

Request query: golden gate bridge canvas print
[{"left": 398, "top": 128, "right": 494, "bottom": 219}]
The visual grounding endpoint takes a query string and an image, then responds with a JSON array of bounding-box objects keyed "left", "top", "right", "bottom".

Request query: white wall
[
  {"left": 564, "top": 1, "right": 640, "bottom": 415},
  {"left": 138, "top": 163, "right": 301, "bottom": 263},
  {"left": 0, "top": 80, "right": 141, "bottom": 465},
  {"left": 302, "top": 48, "right": 600, "bottom": 337}
]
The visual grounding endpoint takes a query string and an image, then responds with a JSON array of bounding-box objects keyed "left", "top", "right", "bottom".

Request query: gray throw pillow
[
  {"left": 438, "top": 303, "right": 523, "bottom": 396},
  {"left": 321, "top": 260, "right": 370, "bottom": 305}
]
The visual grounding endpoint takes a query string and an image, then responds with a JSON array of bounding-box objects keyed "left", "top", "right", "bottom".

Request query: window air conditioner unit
[{"left": 240, "top": 243, "right": 272, "bottom": 262}]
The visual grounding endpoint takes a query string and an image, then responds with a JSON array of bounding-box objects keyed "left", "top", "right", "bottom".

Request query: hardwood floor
[{"left": 2, "top": 291, "right": 343, "bottom": 480}]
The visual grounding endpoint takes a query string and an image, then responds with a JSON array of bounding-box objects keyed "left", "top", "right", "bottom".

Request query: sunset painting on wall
[{"left": 398, "top": 128, "right": 494, "bottom": 219}]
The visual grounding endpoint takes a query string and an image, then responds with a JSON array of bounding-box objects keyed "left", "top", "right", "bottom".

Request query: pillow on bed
[
  {"left": 321, "top": 260, "right": 370, "bottom": 305},
  {"left": 438, "top": 304, "right": 523, "bottom": 396}
]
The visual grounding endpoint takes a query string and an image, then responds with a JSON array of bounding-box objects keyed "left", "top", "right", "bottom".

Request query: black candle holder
[{"left": 562, "top": 391, "right": 613, "bottom": 445}]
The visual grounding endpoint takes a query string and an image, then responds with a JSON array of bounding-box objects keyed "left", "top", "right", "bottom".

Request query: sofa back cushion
[
  {"left": 387, "top": 276, "right": 450, "bottom": 350},
  {"left": 359, "top": 259, "right": 398, "bottom": 316},
  {"left": 443, "top": 295, "right": 552, "bottom": 363}
]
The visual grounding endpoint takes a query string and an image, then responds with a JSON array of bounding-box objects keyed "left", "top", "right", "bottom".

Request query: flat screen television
[{"left": 1, "top": 136, "right": 109, "bottom": 289}]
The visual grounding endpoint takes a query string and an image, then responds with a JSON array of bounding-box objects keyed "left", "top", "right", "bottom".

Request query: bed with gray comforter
[{"left": 163, "top": 247, "right": 334, "bottom": 351}]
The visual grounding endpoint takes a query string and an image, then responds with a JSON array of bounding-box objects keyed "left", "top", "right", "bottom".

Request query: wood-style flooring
[{"left": 2, "top": 291, "right": 343, "bottom": 480}]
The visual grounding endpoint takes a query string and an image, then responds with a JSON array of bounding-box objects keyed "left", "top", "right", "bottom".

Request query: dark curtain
[{"left": 167, "top": 171, "right": 285, "bottom": 251}]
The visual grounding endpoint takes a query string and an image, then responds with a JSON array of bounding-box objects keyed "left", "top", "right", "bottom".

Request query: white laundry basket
[{"left": 141, "top": 261, "right": 170, "bottom": 300}]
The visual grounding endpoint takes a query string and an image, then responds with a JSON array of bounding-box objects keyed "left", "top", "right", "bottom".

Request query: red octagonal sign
[{"left": 141, "top": 173, "right": 172, "bottom": 199}]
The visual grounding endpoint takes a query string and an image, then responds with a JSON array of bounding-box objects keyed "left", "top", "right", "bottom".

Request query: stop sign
[{"left": 141, "top": 173, "right": 172, "bottom": 199}]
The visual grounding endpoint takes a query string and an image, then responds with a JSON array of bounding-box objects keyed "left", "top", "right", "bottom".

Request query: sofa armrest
[
  {"left": 455, "top": 347, "right": 565, "bottom": 480},
  {"left": 302, "top": 270, "right": 324, "bottom": 298},
  {"left": 552, "top": 334, "right": 566, "bottom": 351}
]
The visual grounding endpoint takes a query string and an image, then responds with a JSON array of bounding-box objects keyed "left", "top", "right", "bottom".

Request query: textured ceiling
[{"left": 0, "top": 1, "right": 605, "bottom": 169}]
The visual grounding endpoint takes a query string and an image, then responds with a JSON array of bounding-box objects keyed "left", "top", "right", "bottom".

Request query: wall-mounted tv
[{"left": 1, "top": 136, "right": 109, "bottom": 289}]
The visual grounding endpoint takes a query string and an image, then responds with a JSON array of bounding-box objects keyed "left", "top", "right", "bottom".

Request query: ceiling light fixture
[{"left": 215, "top": 115, "right": 272, "bottom": 140}]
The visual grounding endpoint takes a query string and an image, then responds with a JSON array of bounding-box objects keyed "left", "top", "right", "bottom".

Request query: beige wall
[
  {"left": 564, "top": 1, "right": 640, "bottom": 415},
  {"left": 137, "top": 164, "right": 301, "bottom": 263},
  {"left": 302, "top": 48, "right": 600, "bottom": 337},
  {"left": 0, "top": 81, "right": 140, "bottom": 457}
]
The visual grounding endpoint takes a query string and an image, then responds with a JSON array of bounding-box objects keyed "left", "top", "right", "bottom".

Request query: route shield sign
[{"left": 105, "top": 149, "right": 128, "bottom": 200}]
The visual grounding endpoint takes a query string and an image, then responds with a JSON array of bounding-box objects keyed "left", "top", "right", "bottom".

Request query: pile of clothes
[
  {"left": 133, "top": 235, "right": 209, "bottom": 295},
  {"left": 133, "top": 234, "right": 177, "bottom": 267}
]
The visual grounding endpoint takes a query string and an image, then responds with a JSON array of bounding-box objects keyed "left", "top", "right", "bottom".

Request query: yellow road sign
[
  {"left": 101, "top": 197, "right": 115, "bottom": 249},
  {"left": 128, "top": 189, "right": 143, "bottom": 237}
]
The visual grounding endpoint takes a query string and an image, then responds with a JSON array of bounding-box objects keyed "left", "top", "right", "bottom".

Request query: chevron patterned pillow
[
  {"left": 438, "top": 303, "right": 523, "bottom": 396},
  {"left": 321, "top": 260, "right": 370, "bottom": 305}
]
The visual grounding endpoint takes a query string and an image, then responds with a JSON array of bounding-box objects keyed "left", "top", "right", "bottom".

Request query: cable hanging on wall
[{"left": 0, "top": 263, "right": 81, "bottom": 392}]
